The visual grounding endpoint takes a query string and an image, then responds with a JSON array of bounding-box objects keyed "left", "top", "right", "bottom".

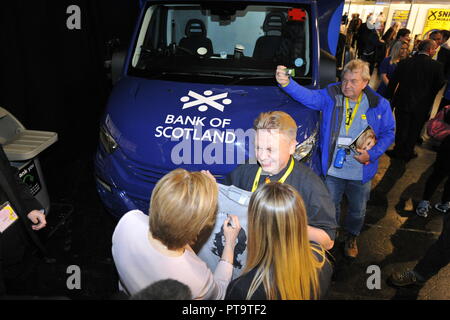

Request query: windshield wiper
[
  {"left": 165, "top": 71, "right": 234, "bottom": 78},
  {"left": 145, "top": 70, "right": 235, "bottom": 80}
]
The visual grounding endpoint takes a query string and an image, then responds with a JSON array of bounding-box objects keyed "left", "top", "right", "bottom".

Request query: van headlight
[
  {"left": 294, "top": 129, "right": 317, "bottom": 161},
  {"left": 99, "top": 125, "right": 118, "bottom": 154}
]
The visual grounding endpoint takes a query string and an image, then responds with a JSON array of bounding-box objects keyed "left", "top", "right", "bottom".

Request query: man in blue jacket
[{"left": 275, "top": 59, "right": 395, "bottom": 258}]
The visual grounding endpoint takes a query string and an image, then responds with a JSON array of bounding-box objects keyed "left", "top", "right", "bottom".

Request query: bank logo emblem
[{"left": 180, "top": 90, "right": 232, "bottom": 112}]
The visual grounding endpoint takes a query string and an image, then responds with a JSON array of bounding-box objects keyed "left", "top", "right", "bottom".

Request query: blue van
[{"left": 95, "top": 0, "right": 345, "bottom": 218}]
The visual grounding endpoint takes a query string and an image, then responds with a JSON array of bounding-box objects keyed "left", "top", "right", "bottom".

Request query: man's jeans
[{"left": 325, "top": 175, "right": 371, "bottom": 236}]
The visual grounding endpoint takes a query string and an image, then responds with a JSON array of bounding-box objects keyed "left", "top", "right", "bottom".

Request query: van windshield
[{"left": 129, "top": 2, "right": 312, "bottom": 86}]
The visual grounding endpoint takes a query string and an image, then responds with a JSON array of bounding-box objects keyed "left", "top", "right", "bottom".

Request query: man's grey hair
[{"left": 341, "top": 59, "right": 371, "bottom": 82}]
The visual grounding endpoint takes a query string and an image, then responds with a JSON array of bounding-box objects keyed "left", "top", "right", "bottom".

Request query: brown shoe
[{"left": 344, "top": 234, "right": 358, "bottom": 258}]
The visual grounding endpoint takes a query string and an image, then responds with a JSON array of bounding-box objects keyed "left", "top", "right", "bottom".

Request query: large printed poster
[
  {"left": 423, "top": 8, "right": 450, "bottom": 37},
  {"left": 392, "top": 10, "right": 410, "bottom": 28}
]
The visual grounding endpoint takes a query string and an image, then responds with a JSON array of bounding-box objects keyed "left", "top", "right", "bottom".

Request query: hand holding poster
[{"left": 196, "top": 184, "right": 250, "bottom": 279}]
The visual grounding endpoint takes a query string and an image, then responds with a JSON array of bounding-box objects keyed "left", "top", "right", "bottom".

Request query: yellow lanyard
[
  {"left": 345, "top": 93, "right": 363, "bottom": 135},
  {"left": 251, "top": 157, "right": 295, "bottom": 192}
]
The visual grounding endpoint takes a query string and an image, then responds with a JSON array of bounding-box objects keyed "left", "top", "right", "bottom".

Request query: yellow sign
[
  {"left": 392, "top": 10, "right": 410, "bottom": 28},
  {"left": 423, "top": 9, "right": 450, "bottom": 37}
]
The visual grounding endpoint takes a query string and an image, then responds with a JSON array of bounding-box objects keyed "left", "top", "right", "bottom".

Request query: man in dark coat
[
  {"left": 437, "top": 30, "right": 450, "bottom": 110},
  {"left": 0, "top": 144, "right": 47, "bottom": 295},
  {"left": 347, "top": 13, "right": 362, "bottom": 48},
  {"left": 386, "top": 39, "right": 445, "bottom": 161},
  {"left": 358, "top": 15, "right": 384, "bottom": 75}
]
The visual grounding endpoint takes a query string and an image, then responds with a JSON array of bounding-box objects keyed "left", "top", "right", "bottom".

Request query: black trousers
[
  {"left": 393, "top": 108, "right": 428, "bottom": 159},
  {"left": 360, "top": 53, "right": 375, "bottom": 75},
  {"left": 423, "top": 136, "right": 450, "bottom": 202},
  {"left": 0, "top": 222, "right": 39, "bottom": 296},
  {"left": 414, "top": 213, "right": 450, "bottom": 279}
]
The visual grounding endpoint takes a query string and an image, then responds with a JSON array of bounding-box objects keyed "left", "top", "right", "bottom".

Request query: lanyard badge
[
  {"left": 345, "top": 93, "right": 363, "bottom": 135},
  {"left": 0, "top": 201, "right": 19, "bottom": 233},
  {"left": 252, "top": 157, "right": 295, "bottom": 192}
]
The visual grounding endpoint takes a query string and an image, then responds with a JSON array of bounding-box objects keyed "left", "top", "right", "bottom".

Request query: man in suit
[
  {"left": 437, "top": 30, "right": 450, "bottom": 110},
  {"left": 0, "top": 144, "right": 47, "bottom": 295},
  {"left": 386, "top": 39, "right": 445, "bottom": 161}
]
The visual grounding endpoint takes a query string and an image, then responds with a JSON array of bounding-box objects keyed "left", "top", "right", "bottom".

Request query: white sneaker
[
  {"left": 416, "top": 200, "right": 431, "bottom": 218},
  {"left": 434, "top": 201, "right": 450, "bottom": 213}
]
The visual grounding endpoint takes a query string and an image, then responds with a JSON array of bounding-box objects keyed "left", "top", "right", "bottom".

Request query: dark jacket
[
  {"left": 225, "top": 160, "right": 337, "bottom": 240},
  {"left": 387, "top": 53, "right": 445, "bottom": 119},
  {"left": 437, "top": 46, "right": 450, "bottom": 78},
  {"left": 347, "top": 18, "right": 361, "bottom": 34},
  {"left": 359, "top": 29, "right": 385, "bottom": 63},
  {"left": 0, "top": 145, "right": 46, "bottom": 292}
]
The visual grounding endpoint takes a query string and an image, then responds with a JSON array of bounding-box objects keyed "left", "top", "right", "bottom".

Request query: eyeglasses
[{"left": 342, "top": 79, "right": 362, "bottom": 86}]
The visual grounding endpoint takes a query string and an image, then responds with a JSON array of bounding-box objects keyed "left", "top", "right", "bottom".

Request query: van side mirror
[
  {"left": 111, "top": 49, "right": 127, "bottom": 85},
  {"left": 319, "top": 49, "right": 337, "bottom": 88},
  {"left": 105, "top": 38, "right": 127, "bottom": 85}
]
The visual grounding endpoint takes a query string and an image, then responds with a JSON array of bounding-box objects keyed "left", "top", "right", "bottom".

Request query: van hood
[{"left": 104, "top": 77, "right": 319, "bottom": 175}]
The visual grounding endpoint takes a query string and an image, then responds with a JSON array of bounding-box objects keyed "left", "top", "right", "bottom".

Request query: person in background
[
  {"left": 411, "top": 35, "right": 422, "bottom": 56},
  {"left": 377, "top": 41, "right": 409, "bottom": 99},
  {"left": 130, "top": 279, "right": 192, "bottom": 300},
  {"left": 437, "top": 30, "right": 450, "bottom": 75},
  {"left": 386, "top": 28, "right": 411, "bottom": 56},
  {"left": 389, "top": 128, "right": 450, "bottom": 287},
  {"left": 347, "top": 13, "right": 362, "bottom": 48},
  {"left": 375, "top": 12, "right": 385, "bottom": 36},
  {"left": 276, "top": 59, "right": 395, "bottom": 258},
  {"left": 381, "top": 22, "right": 401, "bottom": 55},
  {"left": 358, "top": 15, "right": 384, "bottom": 75},
  {"left": 415, "top": 107, "right": 450, "bottom": 217},
  {"left": 225, "top": 182, "right": 332, "bottom": 300},
  {"left": 437, "top": 30, "right": 450, "bottom": 111},
  {"left": 342, "top": 12, "right": 349, "bottom": 26},
  {"left": 429, "top": 30, "right": 444, "bottom": 59},
  {"left": 386, "top": 39, "right": 445, "bottom": 162},
  {"left": 0, "top": 144, "right": 47, "bottom": 295},
  {"left": 112, "top": 168, "right": 241, "bottom": 299}
]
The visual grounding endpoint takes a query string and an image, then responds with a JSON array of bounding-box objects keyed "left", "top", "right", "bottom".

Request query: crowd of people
[
  {"left": 112, "top": 46, "right": 449, "bottom": 299},
  {"left": 1, "top": 14, "right": 449, "bottom": 301}
]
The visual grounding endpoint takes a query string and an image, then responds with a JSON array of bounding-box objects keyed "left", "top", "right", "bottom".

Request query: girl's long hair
[
  {"left": 389, "top": 41, "right": 408, "bottom": 64},
  {"left": 243, "top": 182, "right": 326, "bottom": 300}
]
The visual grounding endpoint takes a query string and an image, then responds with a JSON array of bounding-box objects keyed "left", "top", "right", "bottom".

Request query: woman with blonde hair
[
  {"left": 112, "top": 168, "right": 241, "bottom": 299},
  {"left": 377, "top": 40, "right": 409, "bottom": 98},
  {"left": 225, "top": 182, "right": 332, "bottom": 300}
]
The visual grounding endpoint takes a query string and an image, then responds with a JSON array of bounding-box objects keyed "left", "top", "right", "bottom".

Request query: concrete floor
[{"left": 327, "top": 146, "right": 449, "bottom": 300}]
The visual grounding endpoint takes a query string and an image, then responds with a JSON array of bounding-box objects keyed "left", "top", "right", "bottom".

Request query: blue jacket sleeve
[
  {"left": 367, "top": 99, "right": 395, "bottom": 161},
  {"left": 280, "top": 80, "right": 328, "bottom": 112}
]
